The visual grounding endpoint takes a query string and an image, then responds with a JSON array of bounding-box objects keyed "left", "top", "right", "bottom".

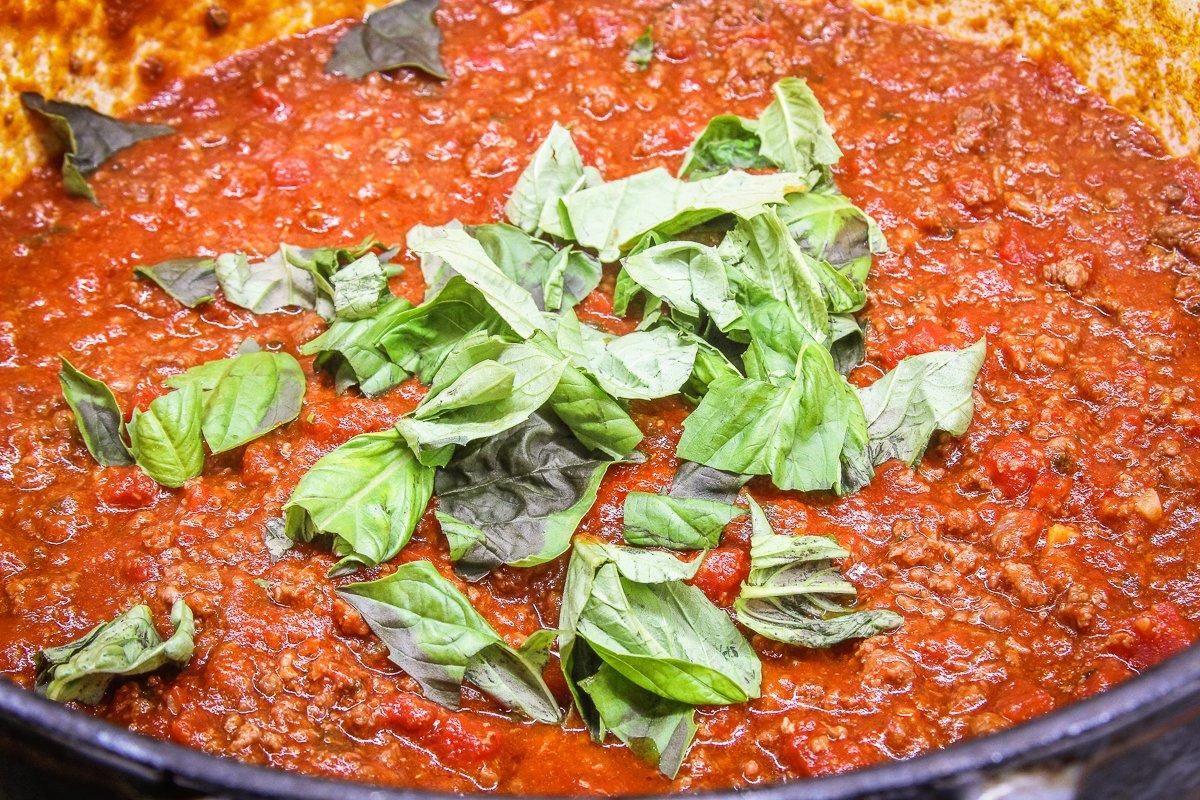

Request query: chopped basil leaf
[
  {"left": 331, "top": 252, "right": 393, "bottom": 321},
  {"left": 20, "top": 92, "right": 174, "bottom": 203},
  {"left": 734, "top": 498, "right": 902, "bottom": 647},
  {"left": 325, "top": 0, "right": 447, "bottom": 81},
  {"left": 620, "top": 241, "right": 743, "bottom": 334},
  {"left": 858, "top": 339, "right": 986, "bottom": 467},
  {"left": 505, "top": 123, "right": 592, "bottom": 235},
  {"left": 545, "top": 362, "right": 644, "bottom": 457},
  {"left": 555, "top": 311, "right": 697, "bottom": 401},
  {"left": 779, "top": 191, "right": 887, "bottom": 285},
  {"left": 127, "top": 383, "right": 205, "bottom": 488},
  {"left": 396, "top": 338, "right": 566, "bottom": 463},
  {"left": 435, "top": 411, "right": 618, "bottom": 580},
  {"left": 580, "top": 664, "right": 696, "bottom": 779},
  {"left": 339, "top": 561, "right": 561, "bottom": 722},
  {"left": 468, "top": 223, "right": 601, "bottom": 311},
  {"left": 284, "top": 429, "right": 434, "bottom": 575},
  {"left": 677, "top": 342, "right": 872, "bottom": 494},
  {"left": 165, "top": 350, "right": 306, "bottom": 455},
  {"left": 35, "top": 599, "right": 194, "bottom": 704},
  {"left": 300, "top": 296, "right": 414, "bottom": 396},
  {"left": 622, "top": 492, "right": 742, "bottom": 550},
  {"left": 627, "top": 27, "right": 654, "bottom": 69},
  {"left": 264, "top": 516, "right": 293, "bottom": 562},
  {"left": 408, "top": 222, "right": 548, "bottom": 337},
  {"left": 58, "top": 357, "right": 133, "bottom": 467},
  {"left": 134, "top": 257, "right": 218, "bottom": 308},
  {"left": 829, "top": 313, "right": 866, "bottom": 376},
  {"left": 557, "top": 168, "right": 807, "bottom": 262},
  {"left": 755, "top": 77, "right": 842, "bottom": 187},
  {"left": 678, "top": 115, "right": 768, "bottom": 180}
]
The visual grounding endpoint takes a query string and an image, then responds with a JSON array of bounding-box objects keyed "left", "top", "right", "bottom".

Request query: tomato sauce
[{"left": 2, "top": 0, "right": 1200, "bottom": 793}]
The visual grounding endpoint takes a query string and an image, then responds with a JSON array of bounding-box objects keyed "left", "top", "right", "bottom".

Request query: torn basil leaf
[
  {"left": 284, "top": 429, "right": 434, "bottom": 575},
  {"left": 734, "top": 498, "right": 901, "bottom": 647},
  {"left": 264, "top": 516, "right": 293, "bottom": 562},
  {"left": 300, "top": 297, "right": 414, "bottom": 396},
  {"left": 58, "top": 357, "right": 133, "bottom": 467},
  {"left": 677, "top": 342, "right": 872, "bottom": 494},
  {"left": 555, "top": 312, "right": 697, "bottom": 401},
  {"left": 779, "top": 191, "right": 887, "bottom": 285},
  {"left": 858, "top": 339, "right": 986, "bottom": 467},
  {"left": 579, "top": 664, "right": 696, "bottom": 779},
  {"left": 829, "top": 313, "right": 866, "bottom": 376},
  {"left": 435, "top": 411, "right": 617, "bottom": 580},
  {"left": 331, "top": 252, "right": 393, "bottom": 321},
  {"left": 134, "top": 257, "right": 218, "bottom": 308},
  {"left": 468, "top": 223, "right": 601, "bottom": 311},
  {"left": 621, "top": 241, "right": 743, "bottom": 334},
  {"left": 505, "top": 123, "right": 594, "bottom": 236},
  {"left": 339, "top": 561, "right": 560, "bottom": 722},
  {"left": 325, "top": 0, "right": 447, "bottom": 81},
  {"left": 35, "top": 598, "right": 194, "bottom": 705},
  {"left": 628, "top": 27, "right": 654, "bottom": 69},
  {"left": 557, "top": 168, "right": 806, "bottom": 262},
  {"left": 396, "top": 339, "right": 565, "bottom": 463},
  {"left": 408, "top": 222, "right": 548, "bottom": 337},
  {"left": 622, "top": 492, "right": 741, "bottom": 550},
  {"left": 20, "top": 92, "right": 174, "bottom": 203},
  {"left": 127, "top": 383, "right": 205, "bottom": 488},
  {"left": 678, "top": 115, "right": 768, "bottom": 181},
  {"left": 545, "top": 362, "right": 644, "bottom": 458},
  {"left": 755, "top": 77, "right": 842, "bottom": 187},
  {"left": 165, "top": 350, "right": 306, "bottom": 454}
]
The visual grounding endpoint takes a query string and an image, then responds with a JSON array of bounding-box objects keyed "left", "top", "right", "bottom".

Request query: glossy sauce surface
[{"left": 2, "top": 0, "right": 1200, "bottom": 793}]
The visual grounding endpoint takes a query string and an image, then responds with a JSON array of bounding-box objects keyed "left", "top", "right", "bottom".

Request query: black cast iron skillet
[{"left": 1, "top": 640, "right": 1199, "bottom": 800}]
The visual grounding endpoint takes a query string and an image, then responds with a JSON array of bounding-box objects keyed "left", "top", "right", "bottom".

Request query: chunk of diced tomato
[
  {"left": 690, "top": 547, "right": 749, "bottom": 606},
  {"left": 982, "top": 434, "right": 1045, "bottom": 499}
]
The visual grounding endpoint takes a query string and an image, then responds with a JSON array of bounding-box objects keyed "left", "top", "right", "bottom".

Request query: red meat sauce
[{"left": 2, "top": 0, "right": 1200, "bottom": 793}]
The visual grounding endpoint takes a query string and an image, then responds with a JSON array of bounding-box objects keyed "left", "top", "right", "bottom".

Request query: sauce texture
[{"left": 2, "top": 0, "right": 1200, "bottom": 793}]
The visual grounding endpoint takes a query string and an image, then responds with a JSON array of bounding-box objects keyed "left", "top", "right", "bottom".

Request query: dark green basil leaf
[
  {"left": 558, "top": 168, "right": 805, "bottom": 262},
  {"left": 58, "top": 357, "right": 133, "bottom": 467},
  {"left": 325, "top": 0, "right": 447, "bottom": 80},
  {"left": 35, "top": 599, "right": 194, "bottom": 704},
  {"left": 755, "top": 77, "right": 842, "bottom": 186},
  {"left": 134, "top": 258, "right": 218, "bottom": 308},
  {"left": 127, "top": 383, "right": 204, "bottom": 488},
  {"left": 578, "top": 664, "right": 696, "bottom": 778},
  {"left": 435, "top": 411, "right": 617, "bottom": 580},
  {"left": 734, "top": 498, "right": 902, "bottom": 647},
  {"left": 300, "top": 296, "right": 414, "bottom": 396},
  {"left": 284, "top": 429, "right": 434, "bottom": 574},
  {"left": 20, "top": 92, "right": 173, "bottom": 203},
  {"left": 408, "top": 222, "right": 547, "bottom": 337},
  {"left": 858, "top": 339, "right": 986, "bottom": 467},
  {"left": 627, "top": 27, "right": 654, "bottom": 69},
  {"left": 339, "top": 561, "right": 561, "bottom": 722},
  {"left": 165, "top": 350, "right": 306, "bottom": 454},
  {"left": 829, "top": 313, "right": 866, "bottom": 376},
  {"left": 678, "top": 115, "right": 768, "bottom": 180},
  {"left": 677, "top": 342, "right": 871, "bottom": 494},
  {"left": 622, "top": 491, "right": 741, "bottom": 550}
]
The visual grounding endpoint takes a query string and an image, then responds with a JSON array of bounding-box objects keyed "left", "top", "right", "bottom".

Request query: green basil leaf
[
  {"left": 676, "top": 327, "right": 744, "bottom": 403},
  {"left": 622, "top": 492, "right": 742, "bottom": 550},
  {"left": 416, "top": 359, "right": 515, "bottom": 418},
  {"left": 339, "top": 561, "right": 561, "bottom": 722},
  {"left": 331, "top": 252, "right": 393, "bottom": 321},
  {"left": 779, "top": 191, "right": 887, "bottom": 285},
  {"left": 505, "top": 123, "right": 591, "bottom": 235},
  {"left": 568, "top": 548, "right": 761, "bottom": 705},
  {"left": 559, "top": 168, "right": 806, "bottom": 262},
  {"left": 435, "top": 411, "right": 617, "bottom": 580},
  {"left": 20, "top": 92, "right": 174, "bottom": 203},
  {"left": 58, "top": 357, "right": 133, "bottom": 467},
  {"left": 468, "top": 223, "right": 601, "bottom": 311},
  {"left": 284, "top": 429, "right": 434, "bottom": 574},
  {"left": 677, "top": 342, "right": 871, "bottom": 494},
  {"left": 556, "top": 313, "right": 697, "bottom": 401},
  {"left": 215, "top": 251, "right": 320, "bottom": 316},
  {"left": 734, "top": 498, "right": 902, "bottom": 647},
  {"left": 35, "top": 599, "right": 194, "bottom": 704},
  {"left": 396, "top": 340, "right": 565, "bottom": 462},
  {"left": 858, "top": 339, "right": 986, "bottom": 467},
  {"left": 678, "top": 115, "right": 768, "bottom": 181},
  {"left": 165, "top": 350, "right": 306, "bottom": 454},
  {"left": 300, "top": 296, "right": 414, "bottom": 396},
  {"left": 671, "top": 461, "right": 749, "bottom": 503},
  {"left": 627, "top": 27, "right": 654, "bottom": 69},
  {"left": 545, "top": 362, "right": 644, "bottom": 457},
  {"left": 325, "top": 0, "right": 447, "bottom": 80},
  {"left": 408, "top": 222, "right": 547, "bottom": 337},
  {"left": 134, "top": 257, "right": 218, "bottom": 308},
  {"left": 378, "top": 277, "right": 510, "bottom": 382},
  {"left": 755, "top": 77, "right": 842, "bottom": 186},
  {"left": 127, "top": 383, "right": 204, "bottom": 488},
  {"left": 621, "top": 241, "right": 743, "bottom": 333},
  {"left": 579, "top": 664, "right": 696, "bottom": 778}
]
